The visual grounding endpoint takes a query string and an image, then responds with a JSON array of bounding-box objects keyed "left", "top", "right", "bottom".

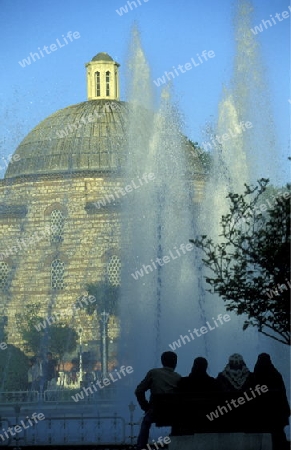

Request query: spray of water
[
  {"left": 119, "top": 27, "right": 206, "bottom": 382},
  {"left": 120, "top": 2, "right": 288, "bottom": 388},
  {"left": 196, "top": 0, "right": 287, "bottom": 378}
]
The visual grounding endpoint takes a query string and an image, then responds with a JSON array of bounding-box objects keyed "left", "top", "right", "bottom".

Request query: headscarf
[
  {"left": 254, "top": 353, "right": 275, "bottom": 375},
  {"left": 220, "top": 353, "right": 250, "bottom": 390},
  {"left": 254, "top": 353, "right": 283, "bottom": 388},
  {"left": 253, "top": 353, "right": 290, "bottom": 425}
]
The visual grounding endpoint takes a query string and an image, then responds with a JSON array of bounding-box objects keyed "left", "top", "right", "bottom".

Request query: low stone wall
[{"left": 168, "top": 433, "right": 272, "bottom": 450}]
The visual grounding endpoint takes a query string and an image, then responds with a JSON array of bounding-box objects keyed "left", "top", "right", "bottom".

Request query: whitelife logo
[
  {"left": 251, "top": 6, "right": 291, "bottom": 35},
  {"left": 168, "top": 314, "right": 231, "bottom": 351},
  {"left": 34, "top": 294, "right": 96, "bottom": 332},
  {"left": 71, "top": 365, "right": 133, "bottom": 402},
  {"left": 201, "top": 121, "right": 253, "bottom": 151},
  {"left": 116, "top": 0, "right": 149, "bottom": 16},
  {"left": 206, "top": 385, "right": 269, "bottom": 421},
  {"left": 153, "top": 50, "right": 215, "bottom": 87},
  {"left": 18, "top": 31, "right": 81, "bottom": 68},
  {"left": 55, "top": 102, "right": 122, "bottom": 138},
  {"left": 143, "top": 435, "right": 171, "bottom": 450},
  {"left": 0, "top": 225, "right": 59, "bottom": 261},
  {"left": 0, "top": 412, "right": 45, "bottom": 442},
  {"left": 230, "top": 188, "right": 290, "bottom": 229},
  {"left": 131, "top": 242, "right": 195, "bottom": 281},
  {"left": 92, "top": 173, "right": 155, "bottom": 210},
  {"left": 266, "top": 279, "right": 291, "bottom": 299}
]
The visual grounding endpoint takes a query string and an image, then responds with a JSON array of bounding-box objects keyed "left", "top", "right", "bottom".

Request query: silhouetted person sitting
[
  {"left": 178, "top": 356, "right": 218, "bottom": 393},
  {"left": 134, "top": 351, "right": 181, "bottom": 450},
  {"left": 216, "top": 353, "right": 253, "bottom": 392},
  {"left": 176, "top": 356, "right": 219, "bottom": 433},
  {"left": 215, "top": 353, "right": 254, "bottom": 430},
  {"left": 253, "top": 353, "right": 290, "bottom": 450}
]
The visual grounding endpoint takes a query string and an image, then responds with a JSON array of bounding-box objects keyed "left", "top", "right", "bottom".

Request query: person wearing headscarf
[
  {"left": 216, "top": 353, "right": 253, "bottom": 392},
  {"left": 253, "top": 353, "right": 290, "bottom": 450},
  {"left": 214, "top": 354, "right": 254, "bottom": 431}
]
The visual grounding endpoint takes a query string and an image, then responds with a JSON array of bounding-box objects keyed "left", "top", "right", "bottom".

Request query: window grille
[
  {"left": 50, "top": 210, "right": 64, "bottom": 244},
  {"left": 51, "top": 259, "right": 65, "bottom": 290},
  {"left": 107, "top": 255, "right": 121, "bottom": 286},
  {"left": 0, "top": 262, "right": 9, "bottom": 289}
]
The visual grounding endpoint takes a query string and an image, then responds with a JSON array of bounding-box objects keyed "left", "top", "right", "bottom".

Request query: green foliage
[
  {"left": 0, "top": 345, "right": 28, "bottom": 391},
  {"left": 191, "top": 179, "right": 290, "bottom": 346},
  {"left": 0, "top": 316, "right": 8, "bottom": 343},
  {"left": 47, "top": 324, "right": 78, "bottom": 362},
  {"left": 84, "top": 281, "right": 119, "bottom": 316},
  {"left": 16, "top": 302, "right": 78, "bottom": 359},
  {"left": 15, "top": 303, "right": 44, "bottom": 354}
]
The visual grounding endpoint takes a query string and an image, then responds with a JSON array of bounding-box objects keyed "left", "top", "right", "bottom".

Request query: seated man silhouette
[{"left": 134, "top": 351, "right": 181, "bottom": 450}]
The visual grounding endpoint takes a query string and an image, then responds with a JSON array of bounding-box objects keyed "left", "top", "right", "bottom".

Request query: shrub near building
[{"left": 0, "top": 345, "right": 28, "bottom": 391}]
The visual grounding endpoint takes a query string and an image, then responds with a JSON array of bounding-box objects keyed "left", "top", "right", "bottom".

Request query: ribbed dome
[
  {"left": 91, "top": 52, "right": 114, "bottom": 62},
  {"left": 5, "top": 99, "right": 205, "bottom": 179},
  {"left": 5, "top": 100, "right": 133, "bottom": 178}
]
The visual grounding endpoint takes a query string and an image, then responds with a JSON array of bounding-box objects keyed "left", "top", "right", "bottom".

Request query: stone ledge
[{"left": 168, "top": 433, "right": 272, "bottom": 450}]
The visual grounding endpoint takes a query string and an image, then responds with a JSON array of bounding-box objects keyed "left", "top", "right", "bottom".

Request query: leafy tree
[
  {"left": 83, "top": 281, "right": 119, "bottom": 374},
  {"left": 191, "top": 179, "right": 290, "bottom": 346},
  {"left": 16, "top": 303, "right": 78, "bottom": 361},
  {"left": 15, "top": 302, "right": 44, "bottom": 354},
  {"left": 0, "top": 345, "right": 28, "bottom": 391},
  {"left": 47, "top": 324, "right": 78, "bottom": 369},
  {"left": 84, "top": 281, "right": 119, "bottom": 316},
  {"left": 0, "top": 316, "right": 8, "bottom": 343}
]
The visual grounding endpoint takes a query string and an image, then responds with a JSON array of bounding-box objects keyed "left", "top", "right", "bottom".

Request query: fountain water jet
[
  {"left": 196, "top": 0, "right": 288, "bottom": 381},
  {"left": 120, "top": 1, "right": 289, "bottom": 391},
  {"left": 119, "top": 27, "right": 205, "bottom": 382}
]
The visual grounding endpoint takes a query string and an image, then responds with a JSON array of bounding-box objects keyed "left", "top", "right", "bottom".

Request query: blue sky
[{"left": 0, "top": 0, "right": 290, "bottom": 182}]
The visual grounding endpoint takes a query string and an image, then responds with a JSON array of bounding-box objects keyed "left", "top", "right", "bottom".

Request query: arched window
[
  {"left": 51, "top": 259, "right": 65, "bottom": 290},
  {"left": 50, "top": 210, "right": 64, "bottom": 244},
  {"left": 95, "top": 71, "right": 101, "bottom": 97},
  {"left": 106, "top": 71, "right": 110, "bottom": 97},
  {"left": 0, "top": 262, "right": 9, "bottom": 289},
  {"left": 107, "top": 255, "right": 121, "bottom": 286}
]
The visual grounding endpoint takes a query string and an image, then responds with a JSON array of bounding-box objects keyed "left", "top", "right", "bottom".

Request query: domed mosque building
[{"left": 0, "top": 52, "right": 206, "bottom": 365}]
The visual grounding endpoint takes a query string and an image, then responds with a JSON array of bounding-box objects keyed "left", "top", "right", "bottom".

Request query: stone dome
[
  {"left": 6, "top": 50, "right": 205, "bottom": 180},
  {"left": 5, "top": 98, "right": 205, "bottom": 179},
  {"left": 5, "top": 99, "right": 134, "bottom": 178},
  {"left": 91, "top": 52, "right": 115, "bottom": 62}
]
